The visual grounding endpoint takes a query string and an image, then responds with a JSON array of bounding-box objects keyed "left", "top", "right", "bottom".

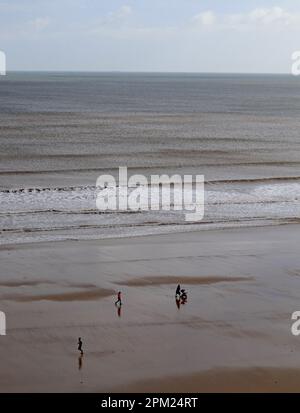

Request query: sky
[{"left": 1, "top": 0, "right": 300, "bottom": 73}]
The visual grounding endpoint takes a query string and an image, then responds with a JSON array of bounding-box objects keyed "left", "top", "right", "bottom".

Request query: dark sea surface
[{"left": 0, "top": 72, "right": 299, "bottom": 244}]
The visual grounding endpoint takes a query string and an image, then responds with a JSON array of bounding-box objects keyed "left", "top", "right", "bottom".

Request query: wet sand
[
  {"left": 119, "top": 367, "right": 300, "bottom": 393},
  {"left": 116, "top": 275, "right": 252, "bottom": 287},
  {"left": 0, "top": 224, "right": 300, "bottom": 392},
  {"left": 3, "top": 287, "right": 115, "bottom": 303}
]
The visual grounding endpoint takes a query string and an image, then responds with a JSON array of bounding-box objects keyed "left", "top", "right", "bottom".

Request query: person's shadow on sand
[
  {"left": 78, "top": 354, "right": 84, "bottom": 384},
  {"left": 115, "top": 302, "right": 122, "bottom": 317},
  {"left": 78, "top": 354, "right": 83, "bottom": 371}
]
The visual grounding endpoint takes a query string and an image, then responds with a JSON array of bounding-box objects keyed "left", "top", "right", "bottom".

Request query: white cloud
[
  {"left": 30, "top": 17, "right": 50, "bottom": 31},
  {"left": 248, "top": 7, "right": 293, "bottom": 25},
  {"left": 192, "top": 7, "right": 300, "bottom": 30},
  {"left": 192, "top": 10, "right": 216, "bottom": 27},
  {"left": 89, "top": 5, "right": 133, "bottom": 34},
  {"left": 117, "top": 5, "right": 132, "bottom": 18},
  {"left": 106, "top": 5, "right": 132, "bottom": 23}
]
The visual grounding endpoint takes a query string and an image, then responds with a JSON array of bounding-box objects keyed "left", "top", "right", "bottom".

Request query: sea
[{"left": 0, "top": 72, "right": 299, "bottom": 245}]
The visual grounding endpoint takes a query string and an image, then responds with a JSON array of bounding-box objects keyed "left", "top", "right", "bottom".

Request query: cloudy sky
[{"left": 1, "top": 0, "right": 300, "bottom": 73}]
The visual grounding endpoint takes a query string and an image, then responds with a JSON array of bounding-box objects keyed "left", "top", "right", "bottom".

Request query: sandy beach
[
  {"left": 0, "top": 223, "right": 300, "bottom": 392},
  {"left": 1, "top": 0, "right": 300, "bottom": 399}
]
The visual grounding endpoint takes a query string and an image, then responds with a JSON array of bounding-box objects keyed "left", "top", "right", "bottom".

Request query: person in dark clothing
[
  {"left": 78, "top": 337, "right": 83, "bottom": 355},
  {"left": 176, "top": 284, "right": 181, "bottom": 297},
  {"left": 115, "top": 291, "right": 122, "bottom": 306}
]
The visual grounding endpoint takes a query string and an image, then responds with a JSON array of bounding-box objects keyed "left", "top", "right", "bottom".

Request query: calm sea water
[{"left": 0, "top": 72, "right": 299, "bottom": 244}]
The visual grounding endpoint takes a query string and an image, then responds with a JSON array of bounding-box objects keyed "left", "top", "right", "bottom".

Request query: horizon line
[{"left": 4, "top": 70, "right": 293, "bottom": 76}]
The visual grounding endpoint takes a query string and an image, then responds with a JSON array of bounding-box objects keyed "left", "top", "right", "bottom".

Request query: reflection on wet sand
[
  {"left": 115, "top": 302, "right": 122, "bottom": 318},
  {"left": 78, "top": 354, "right": 84, "bottom": 385},
  {"left": 78, "top": 354, "right": 83, "bottom": 371}
]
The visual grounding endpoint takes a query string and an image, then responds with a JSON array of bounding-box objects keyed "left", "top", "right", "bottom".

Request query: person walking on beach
[
  {"left": 115, "top": 291, "right": 122, "bottom": 306},
  {"left": 176, "top": 284, "right": 181, "bottom": 297},
  {"left": 78, "top": 337, "right": 83, "bottom": 355}
]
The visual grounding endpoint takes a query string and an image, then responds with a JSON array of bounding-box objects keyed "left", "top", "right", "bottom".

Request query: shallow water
[{"left": 0, "top": 73, "right": 299, "bottom": 244}]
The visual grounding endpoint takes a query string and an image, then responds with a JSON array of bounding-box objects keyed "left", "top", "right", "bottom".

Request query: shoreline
[{"left": 1, "top": 218, "right": 299, "bottom": 250}]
